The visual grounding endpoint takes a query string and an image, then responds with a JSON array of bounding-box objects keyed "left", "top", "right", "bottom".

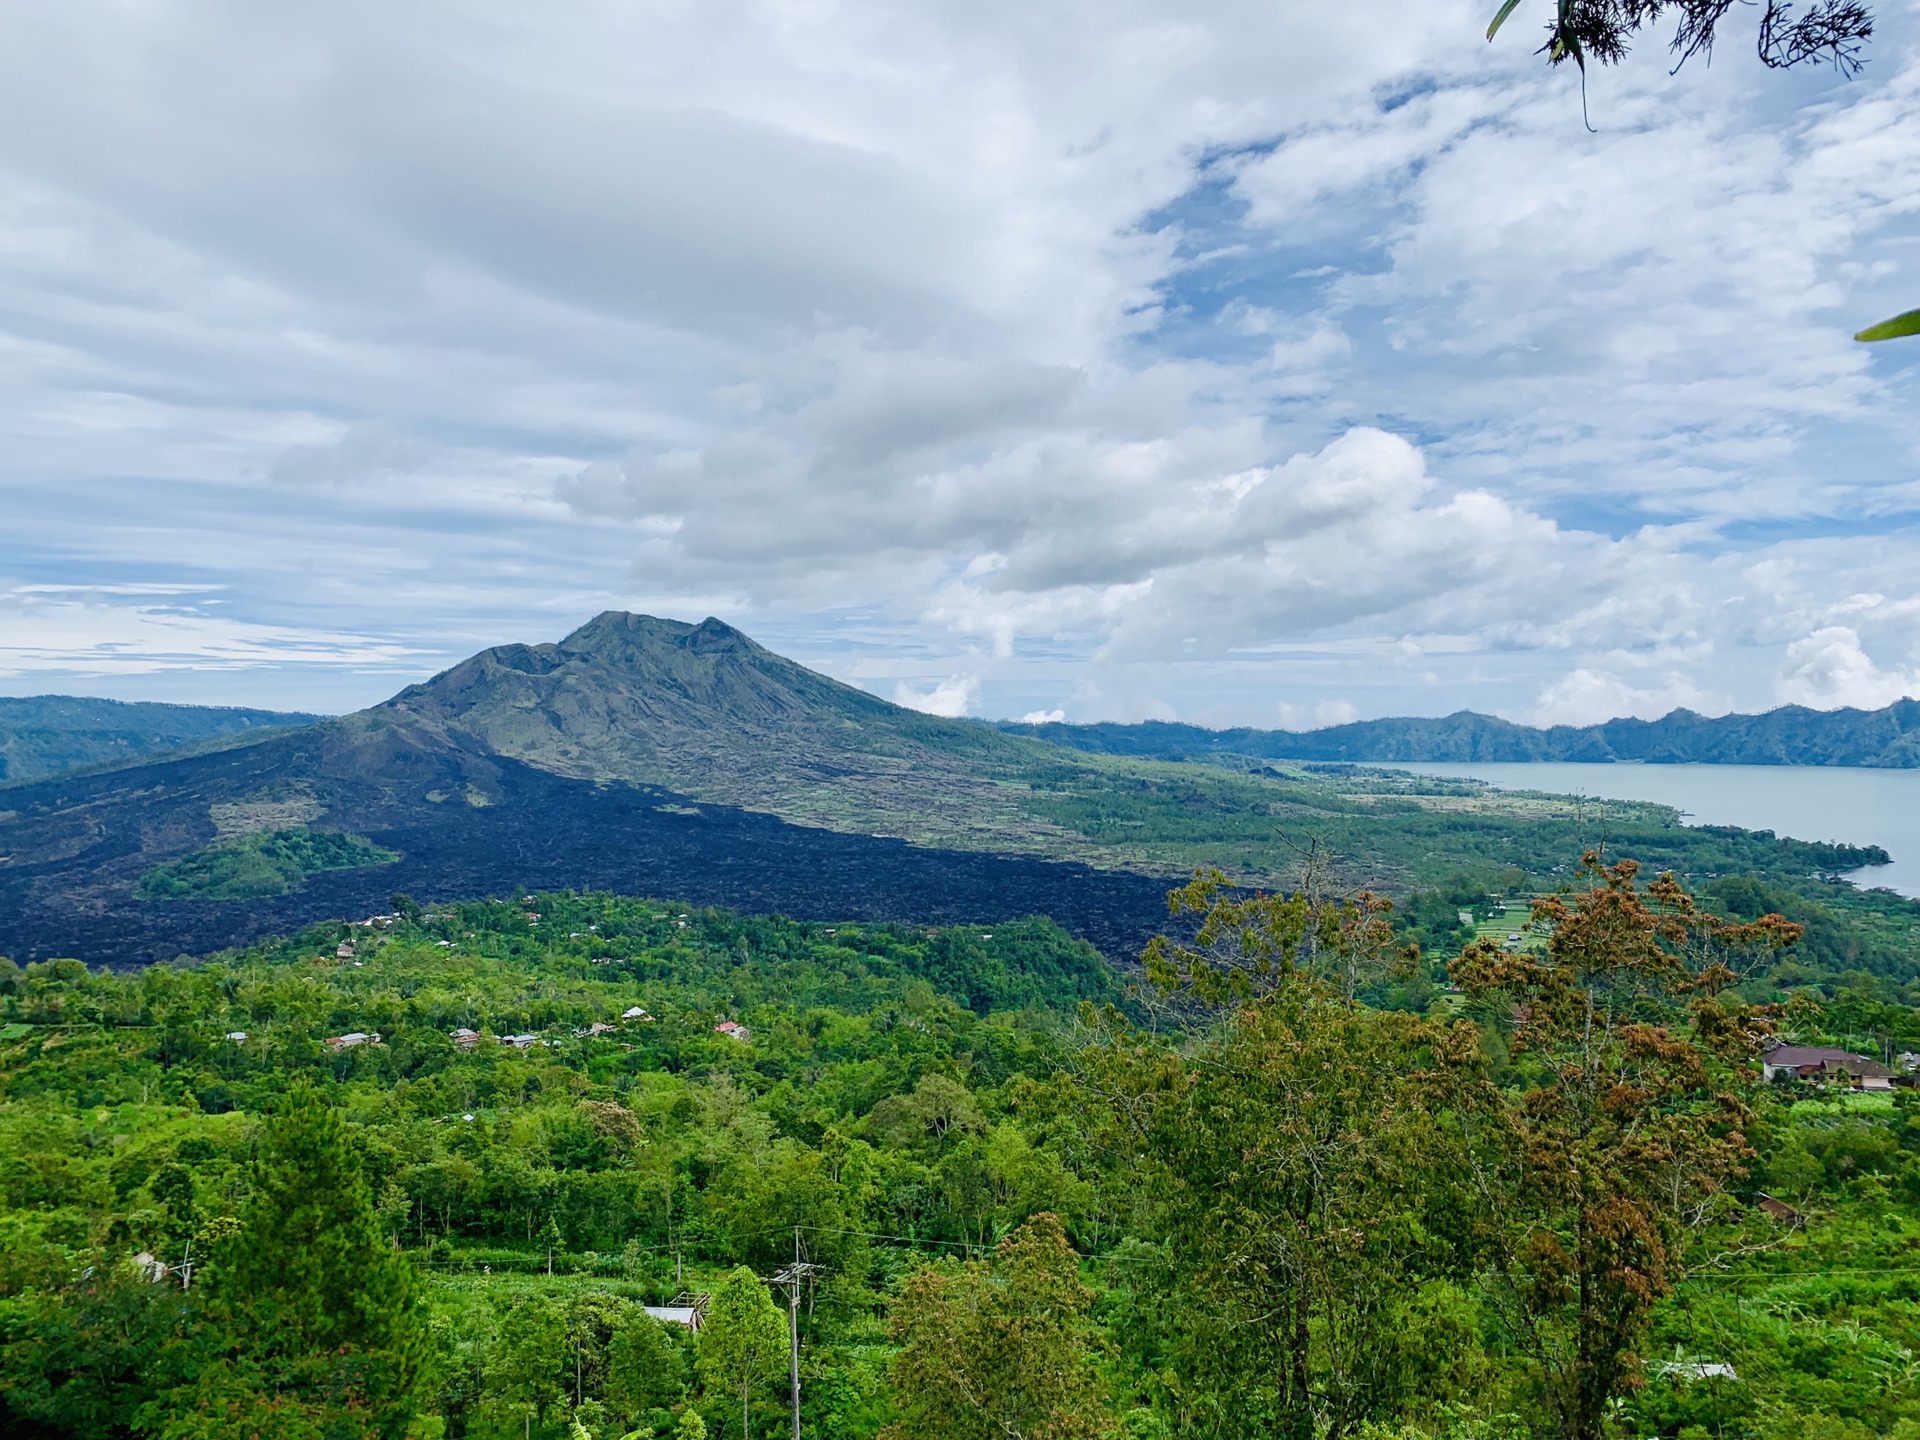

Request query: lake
[{"left": 1390, "top": 763, "right": 1920, "bottom": 898}]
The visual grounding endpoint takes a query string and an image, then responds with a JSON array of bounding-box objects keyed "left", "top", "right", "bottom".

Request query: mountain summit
[
  {"left": 370, "top": 611, "right": 1049, "bottom": 839},
  {"left": 0, "top": 613, "right": 1098, "bottom": 963}
]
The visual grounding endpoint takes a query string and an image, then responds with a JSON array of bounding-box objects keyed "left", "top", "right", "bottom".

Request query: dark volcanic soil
[{"left": 0, "top": 756, "right": 1175, "bottom": 966}]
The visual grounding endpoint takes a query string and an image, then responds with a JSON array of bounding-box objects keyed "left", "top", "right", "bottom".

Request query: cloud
[
  {"left": 0, "top": 584, "right": 422, "bottom": 680},
  {"left": 1775, "top": 627, "right": 1920, "bottom": 710},
  {"left": 270, "top": 423, "right": 425, "bottom": 486},
  {"left": 1019, "top": 707, "right": 1067, "bottom": 723},
  {"left": 1223, "top": 52, "right": 1920, "bottom": 519},
  {"left": 1527, "top": 668, "right": 1728, "bottom": 727},
  {"left": 0, "top": 2, "right": 1915, "bottom": 722},
  {"left": 1277, "top": 699, "right": 1359, "bottom": 729},
  {"left": 893, "top": 673, "right": 980, "bottom": 718},
  {"left": 605, "top": 416, "right": 1692, "bottom": 674}
]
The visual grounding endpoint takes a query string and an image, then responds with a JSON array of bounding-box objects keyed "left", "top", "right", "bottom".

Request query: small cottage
[{"left": 1760, "top": 1045, "right": 1896, "bottom": 1090}]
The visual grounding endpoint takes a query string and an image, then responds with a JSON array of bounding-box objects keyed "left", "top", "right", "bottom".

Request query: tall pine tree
[{"left": 143, "top": 1082, "right": 432, "bottom": 1439}]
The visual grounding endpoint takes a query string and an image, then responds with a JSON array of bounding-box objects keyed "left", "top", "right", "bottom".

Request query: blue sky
[{"left": 1, "top": 0, "right": 1917, "bottom": 727}]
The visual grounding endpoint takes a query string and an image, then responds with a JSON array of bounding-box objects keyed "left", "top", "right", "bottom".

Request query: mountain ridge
[
  {"left": 0, "top": 614, "right": 1160, "bottom": 963},
  {"left": 367, "top": 611, "right": 1072, "bottom": 850},
  {"left": 0, "top": 695, "right": 323, "bottom": 786},
  {"left": 993, "top": 699, "right": 1920, "bottom": 768}
]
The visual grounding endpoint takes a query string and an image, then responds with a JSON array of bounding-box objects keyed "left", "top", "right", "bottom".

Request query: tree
[
  {"left": 1142, "top": 865, "right": 1413, "bottom": 1011},
  {"left": 608, "top": 1311, "right": 688, "bottom": 1424},
  {"left": 485, "top": 1295, "right": 570, "bottom": 1434},
  {"left": 143, "top": 1082, "right": 432, "bottom": 1438},
  {"left": 1452, "top": 854, "right": 1800, "bottom": 1440},
  {"left": 1485, "top": 0, "right": 1920, "bottom": 340},
  {"left": 1084, "top": 975, "right": 1491, "bottom": 1439},
  {"left": 1486, "top": 0, "right": 1872, "bottom": 79},
  {"left": 1856, "top": 308, "right": 1920, "bottom": 342},
  {"left": 882, "top": 1212, "right": 1111, "bottom": 1440},
  {"left": 0, "top": 1264, "right": 176, "bottom": 1437},
  {"left": 695, "top": 1267, "right": 786, "bottom": 1440}
]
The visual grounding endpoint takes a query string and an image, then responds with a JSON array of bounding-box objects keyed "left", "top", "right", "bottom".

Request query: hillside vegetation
[
  {"left": 0, "top": 695, "right": 320, "bottom": 786},
  {"left": 133, "top": 827, "right": 399, "bottom": 900},
  {"left": 0, "top": 873, "right": 1915, "bottom": 1439}
]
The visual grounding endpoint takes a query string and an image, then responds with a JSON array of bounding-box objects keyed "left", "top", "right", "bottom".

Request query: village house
[
  {"left": 449, "top": 1028, "right": 481, "bottom": 1049},
  {"left": 622, "top": 1006, "right": 653, "bottom": 1022},
  {"left": 642, "top": 1292, "right": 710, "bottom": 1331},
  {"left": 498, "top": 1033, "right": 543, "bottom": 1049},
  {"left": 1760, "top": 1044, "right": 1897, "bottom": 1091},
  {"left": 325, "top": 1031, "right": 380, "bottom": 1051},
  {"left": 714, "top": 1019, "right": 750, "bottom": 1041},
  {"left": 574, "top": 1022, "right": 616, "bottom": 1038}
]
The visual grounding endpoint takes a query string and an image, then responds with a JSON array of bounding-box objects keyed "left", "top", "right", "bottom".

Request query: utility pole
[{"left": 769, "top": 1228, "right": 822, "bottom": 1440}]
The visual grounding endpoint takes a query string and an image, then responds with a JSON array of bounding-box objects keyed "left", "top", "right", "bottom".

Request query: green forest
[
  {"left": 2, "top": 865, "right": 1918, "bottom": 1440},
  {"left": 133, "top": 828, "right": 400, "bottom": 902}
]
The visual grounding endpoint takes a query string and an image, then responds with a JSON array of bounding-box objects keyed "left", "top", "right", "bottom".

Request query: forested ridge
[
  {"left": 995, "top": 698, "right": 1920, "bottom": 768},
  {"left": 0, "top": 697, "right": 321, "bottom": 786},
  {"left": 2, "top": 867, "right": 1917, "bottom": 1440}
]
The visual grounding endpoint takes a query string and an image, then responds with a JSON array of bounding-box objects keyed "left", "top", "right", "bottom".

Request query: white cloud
[
  {"left": 270, "top": 423, "right": 425, "bottom": 487},
  {"left": 0, "top": 585, "right": 422, "bottom": 680},
  {"left": 1277, "top": 699, "right": 1359, "bottom": 729},
  {"left": 1527, "top": 668, "right": 1728, "bottom": 727},
  {"left": 1019, "top": 707, "right": 1067, "bottom": 723},
  {"left": 0, "top": 2, "right": 1914, "bottom": 721},
  {"left": 1775, "top": 627, "right": 1920, "bottom": 710},
  {"left": 893, "top": 673, "right": 981, "bottom": 718}
]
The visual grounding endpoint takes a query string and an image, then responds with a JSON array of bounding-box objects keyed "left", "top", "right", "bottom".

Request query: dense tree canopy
[{"left": 0, "top": 881, "right": 1914, "bottom": 1438}]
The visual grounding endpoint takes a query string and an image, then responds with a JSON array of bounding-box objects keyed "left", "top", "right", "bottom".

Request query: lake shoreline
[{"left": 1389, "top": 761, "right": 1918, "bottom": 898}]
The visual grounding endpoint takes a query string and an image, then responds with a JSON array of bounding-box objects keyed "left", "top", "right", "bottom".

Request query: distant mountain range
[
  {"left": 996, "top": 701, "right": 1920, "bottom": 768},
  {"left": 14, "top": 660, "right": 1920, "bottom": 789},
  {"left": 0, "top": 695, "right": 320, "bottom": 785}
]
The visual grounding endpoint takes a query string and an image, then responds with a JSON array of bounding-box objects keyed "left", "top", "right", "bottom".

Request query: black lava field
[{"left": 0, "top": 758, "right": 1176, "bottom": 967}]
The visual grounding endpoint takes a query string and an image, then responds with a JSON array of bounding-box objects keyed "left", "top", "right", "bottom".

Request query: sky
[{"left": 1, "top": 1, "right": 1918, "bottom": 729}]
